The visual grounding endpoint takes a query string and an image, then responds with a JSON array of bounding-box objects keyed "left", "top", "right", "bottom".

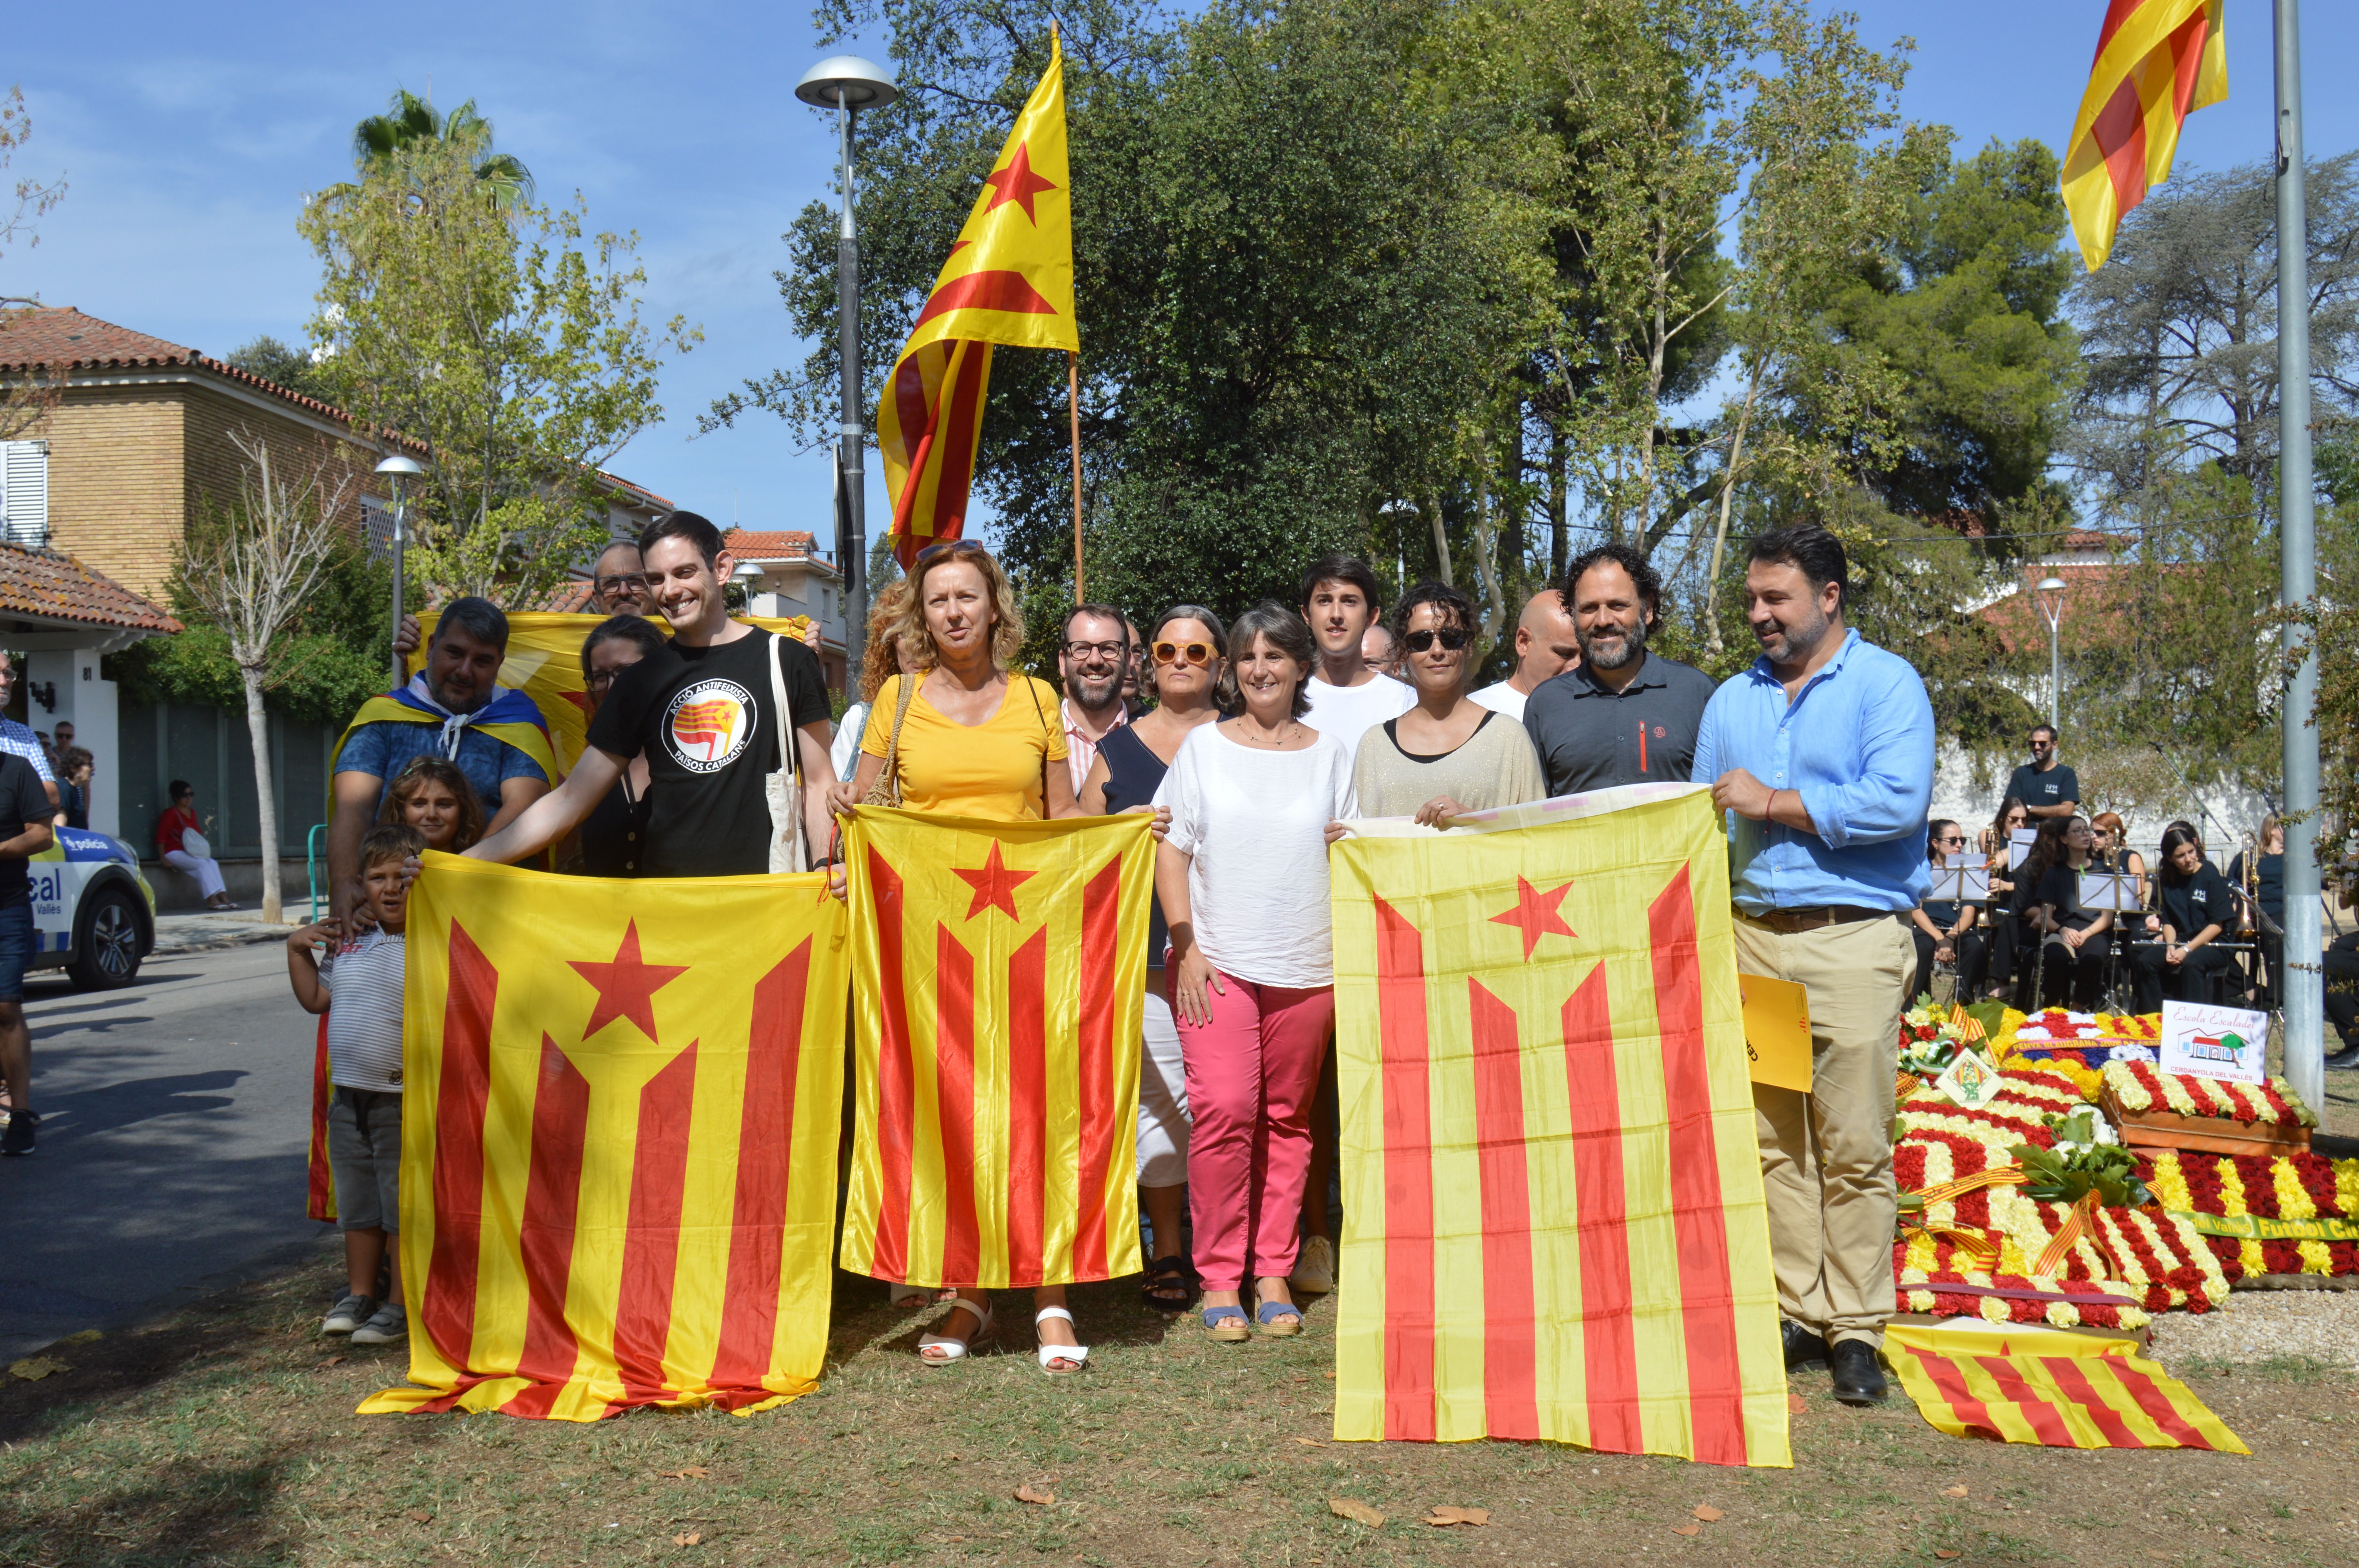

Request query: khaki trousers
[{"left": 1736, "top": 911, "right": 1913, "bottom": 1346}]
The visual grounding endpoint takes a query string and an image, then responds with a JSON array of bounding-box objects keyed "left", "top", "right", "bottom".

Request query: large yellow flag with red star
[
  {"left": 839, "top": 808, "right": 1150, "bottom": 1288},
  {"left": 361, "top": 855, "right": 848, "bottom": 1421},
  {"left": 2061, "top": 0, "right": 2227, "bottom": 270},
  {"left": 877, "top": 34, "right": 1077, "bottom": 567},
  {"left": 1330, "top": 783, "right": 1789, "bottom": 1465}
]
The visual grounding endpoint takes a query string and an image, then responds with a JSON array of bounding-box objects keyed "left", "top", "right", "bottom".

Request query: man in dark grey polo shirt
[{"left": 1524, "top": 543, "right": 1718, "bottom": 797}]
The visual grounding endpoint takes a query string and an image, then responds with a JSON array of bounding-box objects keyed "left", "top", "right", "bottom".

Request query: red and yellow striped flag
[
  {"left": 2061, "top": 0, "right": 2228, "bottom": 270},
  {"left": 876, "top": 35, "right": 1078, "bottom": 566},
  {"left": 1331, "top": 784, "right": 1788, "bottom": 1465},
  {"left": 361, "top": 854, "right": 848, "bottom": 1421},
  {"left": 840, "top": 809, "right": 1150, "bottom": 1288},
  {"left": 1885, "top": 1322, "right": 2247, "bottom": 1451}
]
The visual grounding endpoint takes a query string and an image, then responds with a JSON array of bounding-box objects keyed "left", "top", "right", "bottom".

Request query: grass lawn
[{"left": 3, "top": 1249, "right": 2355, "bottom": 1568}]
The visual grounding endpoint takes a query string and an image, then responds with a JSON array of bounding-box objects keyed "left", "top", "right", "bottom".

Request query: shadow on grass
[
  {"left": 0, "top": 1450, "right": 292, "bottom": 1568},
  {"left": 0, "top": 1273, "right": 285, "bottom": 1447}
]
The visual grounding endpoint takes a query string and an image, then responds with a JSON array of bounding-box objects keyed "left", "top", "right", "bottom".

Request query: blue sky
[{"left": 7, "top": 2, "right": 2352, "bottom": 554}]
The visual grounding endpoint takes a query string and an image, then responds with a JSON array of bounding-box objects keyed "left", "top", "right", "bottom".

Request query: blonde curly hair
[
  {"left": 889, "top": 542, "right": 1027, "bottom": 672},
  {"left": 858, "top": 578, "right": 914, "bottom": 702}
]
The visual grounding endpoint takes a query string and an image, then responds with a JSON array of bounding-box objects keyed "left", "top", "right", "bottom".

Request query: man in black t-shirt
[
  {"left": 466, "top": 512, "right": 839, "bottom": 877},
  {"left": 0, "top": 752, "right": 57, "bottom": 1155},
  {"left": 2003, "top": 725, "right": 2079, "bottom": 822}
]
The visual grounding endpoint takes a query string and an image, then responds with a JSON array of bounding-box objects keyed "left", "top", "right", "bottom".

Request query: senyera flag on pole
[
  {"left": 1330, "top": 783, "right": 1790, "bottom": 1466},
  {"left": 2060, "top": 0, "right": 2227, "bottom": 271},
  {"left": 362, "top": 854, "right": 848, "bottom": 1421},
  {"left": 840, "top": 808, "right": 1150, "bottom": 1288}
]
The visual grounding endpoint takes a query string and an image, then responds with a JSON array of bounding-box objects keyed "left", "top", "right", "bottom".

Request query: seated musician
[
  {"left": 2025, "top": 815, "right": 2112, "bottom": 1010},
  {"left": 1910, "top": 819, "right": 1985, "bottom": 1001},
  {"left": 1980, "top": 797, "right": 2029, "bottom": 1001},
  {"left": 2133, "top": 822, "right": 2237, "bottom": 1009}
]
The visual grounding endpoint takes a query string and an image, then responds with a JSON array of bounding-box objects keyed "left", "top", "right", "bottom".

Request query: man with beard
[
  {"left": 1692, "top": 524, "right": 1933, "bottom": 1409},
  {"left": 1521, "top": 543, "right": 1716, "bottom": 796},
  {"left": 1058, "top": 604, "right": 1132, "bottom": 793}
]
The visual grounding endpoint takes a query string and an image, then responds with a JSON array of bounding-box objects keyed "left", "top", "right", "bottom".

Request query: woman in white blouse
[{"left": 1153, "top": 603, "right": 1355, "bottom": 1342}]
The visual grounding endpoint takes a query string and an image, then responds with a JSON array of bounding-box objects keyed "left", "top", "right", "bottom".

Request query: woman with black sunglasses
[
  {"left": 1909, "top": 819, "right": 1985, "bottom": 1001},
  {"left": 1349, "top": 581, "right": 1545, "bottom": 823}
]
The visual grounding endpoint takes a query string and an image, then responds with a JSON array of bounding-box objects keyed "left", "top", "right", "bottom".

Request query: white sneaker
[
  {"left": 321, "top": 1294, "right": 374, "bottom": 1336},
  {"left": 1289, "top": 1234, "right": 1336, "bottom": 1295},
  {"left": 351, "top": 1303, "right": 407, "bottom": 1346}
]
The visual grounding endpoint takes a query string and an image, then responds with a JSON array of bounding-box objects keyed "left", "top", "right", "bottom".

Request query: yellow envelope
[{"left": 1738, "top": 972, "right": 1812, "bottom": 1093}]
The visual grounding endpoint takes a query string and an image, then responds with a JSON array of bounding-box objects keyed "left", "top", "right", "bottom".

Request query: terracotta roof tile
[
  {"left": 724, "top": 529, "right": 828, "bottom": 560},
  {"left": 0, "top": 304, "right": 358, "bottom": 425},
  {"left": 0, "top": 543, "right": 181, "bottom": 633}
]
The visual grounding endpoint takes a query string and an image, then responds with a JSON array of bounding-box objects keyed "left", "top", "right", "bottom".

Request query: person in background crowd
[
  {"left": 1123, "top": 617, "right": 1147, "bottom": 716},
  {"left": 156, "top": 780, "right": 232, "bottom": 910},
  {"left": 1352, "top": 580, "right": 1545, "bottom": 822},
  {"left": 1692, "top": 524, "right": 1933, "bottom": 1408},
  {"left": 1910, "top": 820, "right": 1984, "bottom": 1002},
  {"left": 831, "top": 581, "right": 916, "bottom": 786},
  {"left": 51, "top": 719, "right": 73, "bottom": 762},
  {"left": 588, "top": 539, "right": 652, "bottom": 616},
  {"left": 0, "top": 743, "right": 56, "bottom": 1155},
  {"left": 562, "top": 616, "right": 669, "bottom": 875},
  {"left": 2324, "top": 868, "right": 2359, "bottom": 1069},
  {"left": 59, "top": 748, "right": 92, "bottom": 831},
  {"left": 1361, "top": 623, "right": 1400, "bottom": 680},
  {"left": 2133, "top": 822, "right": 2236, "bottom": 1009},
  {"left": 2228, "top": 817, "right": 2285, "bottom": 1009},
  {"left": 2090, "top": 813, "right": 2148, "bottom": 904},
  {"left": 2005, "top": 725, "right": 2079, "bottom": 822},
  {"left": 830, "top": 539, "right": 1089, "bottom": 1373},
  {"left": 0, "top": 655, "right": 60, "bottom": 814},
  {"left": 2023, "top": 815, "right": 2112, "bottom": 1010},
  {"left": 1058, "top": 604, "right": 1132, "bottom": 795},
  {"left": 1155, "top": 603, "right": 1355, "bottom": 1344},
  {"left": 377, "top": 755, "right": 485, "bottom": 856},
  {"left": 1081, "top": 604, "right": 1227, "bottom": 1314},
  {"left": 1298, "top": 555, "right": 1412, "bottom": 766},
  {"left": 1980, "top": 797, "right": 2030, "bottom": 1001},
  {"left": 1524, "top": 543, "right": 1716, "bottom": 798},
  {"left": 1468, "top": 588, "right": 1581, "bottom": 723}
]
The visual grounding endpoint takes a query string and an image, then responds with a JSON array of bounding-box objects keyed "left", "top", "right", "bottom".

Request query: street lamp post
[
  {"left": 795, "top": 54, "right": 898, "bottom": 674},
  {"left": 374, "top": 454, "right": 424, "bottom": 687},
  {"left": 2034, "top": 576, "right": 2068, "bottom": 726}
]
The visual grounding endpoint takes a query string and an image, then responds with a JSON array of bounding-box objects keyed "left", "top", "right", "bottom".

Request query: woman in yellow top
[{"left": 831, "top": 539, "right": 1087, "bottom": 1373}]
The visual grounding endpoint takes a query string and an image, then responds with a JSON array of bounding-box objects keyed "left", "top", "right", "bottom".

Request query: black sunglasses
[
  {"left": 1403, "top": 626, "right": 1469, "bottom": 653},
  {"left": 913, "top": 538, "right": 990, "bottom": 566}
]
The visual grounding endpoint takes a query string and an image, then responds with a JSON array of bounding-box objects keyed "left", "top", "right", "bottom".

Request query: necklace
[{"left": 1234, "top": 716, "right": 1295, "bottom": 748}]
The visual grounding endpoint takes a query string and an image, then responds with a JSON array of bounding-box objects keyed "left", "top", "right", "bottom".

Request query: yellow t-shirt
[{"left": 861, "top": 673, "right": 1069, "bottom": 821}]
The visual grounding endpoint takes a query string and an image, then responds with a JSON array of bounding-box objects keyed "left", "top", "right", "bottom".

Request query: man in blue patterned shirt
[{"left": 0, "top": 654, "right": 59, "bottom": 818}]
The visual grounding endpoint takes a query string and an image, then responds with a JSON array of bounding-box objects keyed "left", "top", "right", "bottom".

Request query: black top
[
  {"left": 2157, "top": 862, "right": 2236, "bottom": 943},
  {"left": 1380, "top": 709, "right": 1497, "bottom": 762},
  {"left": 1098, "top": 724, "right": 1172, "bottom": 963},
  {"left": 2228, "top": 851, "right": 2284, "bottom": 921},
  {"left": 1923, "top": 898, "right": 1968, "bottom": 930},
  {"left": 2033, "top": 861, "right": 2100, "bottom": 933},
  {"left": 575, "top": 775, "right": 651, "bottom": 877},
  {"left": 585, "top": 630, "right": 829, "bottom": 877},
  {"left": 2005, "top": 760, "right": 2081, "bottom": 816},
  {"left": 1521, "top": 652, "right": 1717, "bottom": 797},
  {"left": 61, "top": 780, "right": 87, "bottom": 831},
  {"left": 0, "top": 755, "right": 48, "bottom": 906}
]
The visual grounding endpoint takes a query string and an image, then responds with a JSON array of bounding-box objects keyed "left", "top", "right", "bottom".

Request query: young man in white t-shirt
[{"left": 1296, "top": 555, "right": 1412, "bottom": 767}]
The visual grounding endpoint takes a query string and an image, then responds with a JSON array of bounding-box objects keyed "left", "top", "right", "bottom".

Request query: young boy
[{"left": 288, "top": 823, "right": 425, "bottom": 1346}]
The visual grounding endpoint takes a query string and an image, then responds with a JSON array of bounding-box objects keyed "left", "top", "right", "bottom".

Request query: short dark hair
[
  {"left": 169, "top": 779, "right": 193, "bottom": 802},
  {"left": 1062, "top": 603, "right": 1130, "bottom": 646},
  {"left": 638, "top": 510, "right": 725, "bottom": 568},
  {"left": 580, "top": 612, "right": 668, "bottom": 680},
  {"left": 360, "top": 822, "right": 427, "bottom": 871},
  {"left": 2030, "top": 723, "right": 2058, "bottom": 743},
  {"left": 1564, "top": 542, "right": 1661, "bottom": 619},
  {"left": 1390, "top": 579, "right": 1475, "bottom": 644},
  {"left": 1218, "top": 602, "right": 1318, "bottom": 719},
  {"left": 1299, "top": 554, "right": 1383, "bottom": 614},
  {"left": 433, "top": 596, "right": 509, "bottom": 653},
  {"left": 1747, "top": 524, "right": 1849, "bottom": 610}
]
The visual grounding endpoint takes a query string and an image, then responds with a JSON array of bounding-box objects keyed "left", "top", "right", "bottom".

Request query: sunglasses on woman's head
[
  {"left": 912, "top": 538, "right": 990, "bottom": 566},
  {"left": 1152, "top": 641, "right": 1216, "bottom": 667},
  {"left": 1403, "top": 626, "right": 1469, "bottom": 653}
]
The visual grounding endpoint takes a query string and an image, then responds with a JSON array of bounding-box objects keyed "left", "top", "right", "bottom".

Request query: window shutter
[{"left": 0, "top": 441, "right": 48, "bottom": 547}]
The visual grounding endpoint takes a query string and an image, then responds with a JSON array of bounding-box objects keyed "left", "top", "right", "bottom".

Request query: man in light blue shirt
[{"left": 1692, "top": 524, "right": 1932, "bottom": 1409}]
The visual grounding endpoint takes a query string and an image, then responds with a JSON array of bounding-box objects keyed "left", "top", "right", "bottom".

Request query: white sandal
[
  {"left": 1034, "top": 1306, "right": 1089, "bottom": 1376},
  {"left": 917, "top": 1296, "right": 992, "bottom": 1364}
]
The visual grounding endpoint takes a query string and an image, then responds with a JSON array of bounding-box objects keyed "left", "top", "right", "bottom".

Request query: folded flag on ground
[{"left": 1885, "top": 1321, "right": 2245, "bottom": 1452}]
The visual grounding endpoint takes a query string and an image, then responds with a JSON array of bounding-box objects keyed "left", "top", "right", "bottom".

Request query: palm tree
[{"left": 347, "top": 89, "right": 535, "bottom": 210}]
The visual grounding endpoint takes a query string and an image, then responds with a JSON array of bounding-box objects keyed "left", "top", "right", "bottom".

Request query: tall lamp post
[
  {"left": 374, "top": 454, "right": 423, "bottom": 687},
  {"left": 795, "top": 54, "right": 898, "bottom": 673},
  {"left": 2034, "top": 576, "right": 2068, "bottom": 726}
]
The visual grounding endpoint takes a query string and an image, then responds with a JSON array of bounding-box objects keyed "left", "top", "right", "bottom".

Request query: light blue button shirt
[{"left": 1690, "top": 629, "right": 1934, "bottom": 914}]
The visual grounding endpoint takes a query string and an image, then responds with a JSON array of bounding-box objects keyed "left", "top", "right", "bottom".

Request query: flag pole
[{"left": 1068, "top": 349, "right": 1085, "bottom": 600}]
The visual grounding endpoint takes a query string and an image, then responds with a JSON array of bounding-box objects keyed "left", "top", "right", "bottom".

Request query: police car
[{"left": 29, "top": 826, "right": 157, "bottom": 990}]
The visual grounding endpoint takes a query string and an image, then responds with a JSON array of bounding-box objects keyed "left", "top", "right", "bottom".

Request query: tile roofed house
[
  {"left": 0, "top": 543, "right": 181, "bottom": 641},
  {"left": 725, "top": 528, "right": 848, "bottom": 690}
]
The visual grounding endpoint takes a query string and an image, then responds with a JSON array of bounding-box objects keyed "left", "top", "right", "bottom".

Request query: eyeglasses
[
  {"left": 1403, "top": 626, "right": 1469, "bottom": 653},
  {"left": 585, "top": 668, "right": 619, "bottom": 691},
  {"left": 1152, "top": 641, "right": 1215, "bottom": 667},
  {"left": 1064, "top": 641, "right": 1127, "bottom": 661},
  {"left": 593, "top": 575, "right": 643, "bottom": 595},
  {"left": 1937, "top": 835, "right": 1966, "bottom": 846},
  {"left": 913, "top": 538, "right": 990, "bottom": 566}
]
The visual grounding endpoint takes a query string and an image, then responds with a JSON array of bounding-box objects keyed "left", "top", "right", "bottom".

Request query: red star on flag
[
  {"left": 981, "top": 140, "right": 1058, "bottom": 223},
  {"left": 569, "top": 920, "right": 689, "bottom": 1042},
  {"left": 1487, "top": 876, "right": 1577, "bottom": 959},
  {"left": 953, "top": 841, "right": 1038, "bottom": 922}
]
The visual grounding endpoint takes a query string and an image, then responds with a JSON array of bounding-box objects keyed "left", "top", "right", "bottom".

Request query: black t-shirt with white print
[{"left": 584, "top": 630, "right": 828, "bottom": 877}]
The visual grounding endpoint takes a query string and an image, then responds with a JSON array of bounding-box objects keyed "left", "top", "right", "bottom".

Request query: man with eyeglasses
[
  {"left": 588, "top": 540, "right": 652, "bottom": 616},
  {"left": 2004, "top": 725, "right": 2078, "bottom": 822},
  {"left": 1058, "top": 604, "right": 1133, "bottom": 795},
  {"left": 1522, "top": 543, "right": 1716, "bottom": 798}
]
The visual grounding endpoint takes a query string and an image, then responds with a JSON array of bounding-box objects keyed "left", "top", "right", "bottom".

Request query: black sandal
[{"left": 1140, "top": 1255, "right": 1197, "bottom": 1312}]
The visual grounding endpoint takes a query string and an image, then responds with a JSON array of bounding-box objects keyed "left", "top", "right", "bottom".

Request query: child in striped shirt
[{"left": 288, "top": 824, "right": 424, "bottom": 1347}]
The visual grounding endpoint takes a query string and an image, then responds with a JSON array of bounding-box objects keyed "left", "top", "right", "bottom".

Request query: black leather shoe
[
  {"left": 1829, "top": 1339, "right": 1887, "bottom": 1405},
  {"left": 1781, "top": 1319, "right": 1827, "bottom": 1369},
  {"left": 2324, "top": 1047, "right": 2359, "bottom": 1072}
]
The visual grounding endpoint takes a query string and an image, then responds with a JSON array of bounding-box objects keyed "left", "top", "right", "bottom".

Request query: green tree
[
  {"left": 343, "top": 90, "right": 536, "bottom": 211},
  {"left": 224, "top": 334, "right": 336, "bottom": 404}
]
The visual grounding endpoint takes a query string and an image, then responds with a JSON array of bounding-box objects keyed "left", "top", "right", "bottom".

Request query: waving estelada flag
[
  {"left": 1885, "top": 1321, "right": 2246, "bottom": 1451},
  {"left": 1329, "top": 784, "right": 1789, "bottom": 1466},
  {"left": 361, "top": 854, "right": 848, "bottom": 1421},
  {"left": 2061, "top": 0, "right": 2227, "bottom": 270},
  {"left": 876, "top": 34, "right": 1077, "bottom": 566},
  {"left": 840, "top": 809, "right": 1150, "bottom": 1288}
]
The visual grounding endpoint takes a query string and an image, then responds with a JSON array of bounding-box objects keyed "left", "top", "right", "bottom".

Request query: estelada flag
[
  {"left": 2061, "top": 0, "right": 2227, "bottom": 270},
  {"left": 877, "top": 34, "right": 1078, "bottom": 567},
  {"left": 361, "top": 854, "right": 848, "bottom": 1420},
  {"left": 1330, "top": 783, "right": 1789, "bottom": 1466},
  {"left": 1885, "top": 1321, "right": 2246, "bottom": 1451},
  {"left": 839, "top": 808, "right": 1149, "bottom": 1288}
]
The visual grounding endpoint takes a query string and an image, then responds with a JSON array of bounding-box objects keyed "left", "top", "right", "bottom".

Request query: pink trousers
[{"left": 1175, "top": 969, "right": 1335, "bottom": 1292}]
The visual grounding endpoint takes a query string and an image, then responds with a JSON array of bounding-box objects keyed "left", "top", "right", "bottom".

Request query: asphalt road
[{"left": 0, "top": 940, "right": 331, "bottom": 1361}]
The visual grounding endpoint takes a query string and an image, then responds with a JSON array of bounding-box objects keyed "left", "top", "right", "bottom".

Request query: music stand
[
  {"left": 1930, "top": 855, "right": 1990, "bottom": 905},
  {"left": 2007, "top": 828, "right": 2038, "bottom": 871},
  {"left": 2078, "top": 871, "right": 2141, "bottom": 912}
]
